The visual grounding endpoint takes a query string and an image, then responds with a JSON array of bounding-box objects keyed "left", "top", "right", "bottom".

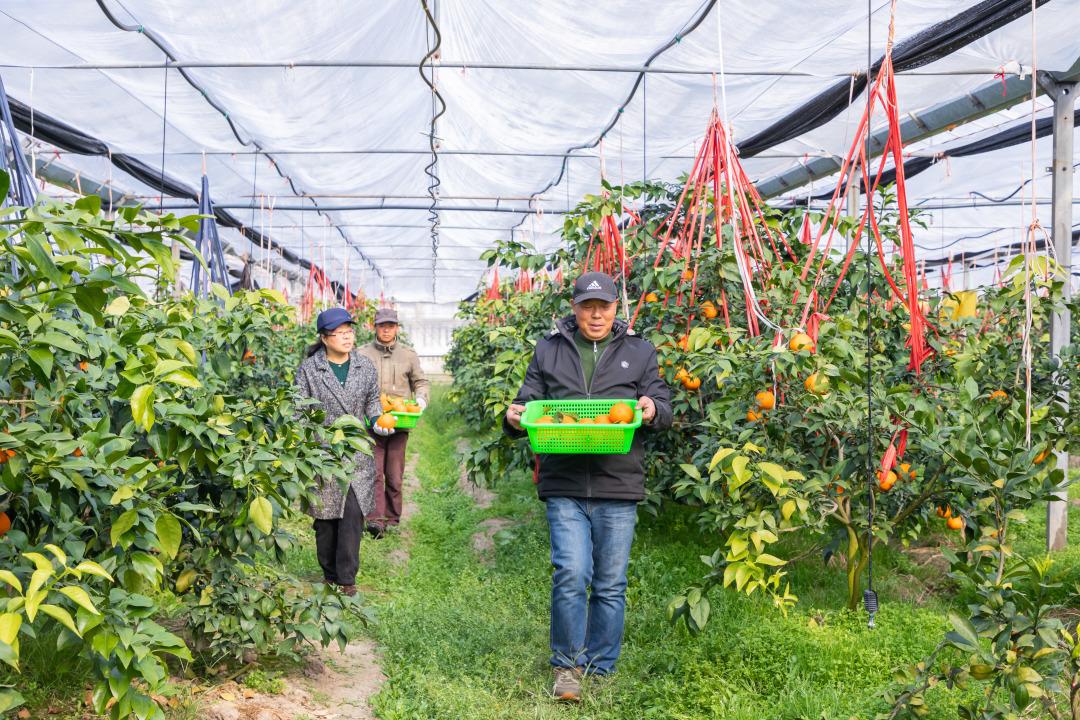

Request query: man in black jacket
[{"left": 504, "top": 272, "right": 672, "bottom": 702}]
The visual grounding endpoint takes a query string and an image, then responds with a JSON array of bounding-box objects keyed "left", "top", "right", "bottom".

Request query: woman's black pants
[{"left": 313, "top": 487, "right": 364, "bottom": 585}]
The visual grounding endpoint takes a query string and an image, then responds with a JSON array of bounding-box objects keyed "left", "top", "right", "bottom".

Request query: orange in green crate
[
  {"left": 390, "top": 408, "right": 423, "bottom": 429},
  {"left": 520, "top": 399, "right": 642, "bottom": 454}
]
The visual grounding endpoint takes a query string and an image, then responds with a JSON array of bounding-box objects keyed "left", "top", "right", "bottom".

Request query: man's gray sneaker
[{"left": 552, "top": 666, "right": 583, "bottom": 702}]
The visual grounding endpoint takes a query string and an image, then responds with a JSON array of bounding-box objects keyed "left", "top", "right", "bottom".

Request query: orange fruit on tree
[
  {"left": 375, "top": 413, "right": 398, "bottom": 430},
  {"left": 804, "top": 372, "right": 830, "bottom": 396},
  {"left": 754, "top": 390, "right": 776, "bottom": 411},
  {"left": 242, "top": 349, "right": 256, "bottom": 364},
  {"left": 682, "top": 376, "right": 701, "bottom": 391},
  {"left": 677, "top": 334, "right": 690, "bottom": 351},
  {"left": 989, "top": 389, "right": 1008, "bottom": 401},
  {"left": 834, "top": 484, "right": 845, "bottom": 494},
  {"left": 746, "top": 409, "right": 763, "bottom": 423},
  {"left": 0, "top": 511, "right": 9, "bottom": 537},
  {"left": 899, "top": 462, "right": 915, "bottom": 480},
  {"left": 645, "top": 292, "right": 659, "bottom": 303},
  {"left": 681, "top": 269, "right": 694, "bottom": 282},
  {"left": 946, "top": 515, "right": 964, "bottom": 531},
  {"left": 674, "top": 367, "right": 689, "bottom": 382},
  {"left": 700, "top": 301, "right": 718, "bottom": 320},
  {"left": 608, "top": 403, "right": 635, "bottom": 425},
  {"left": 1034, "top": 448, "right": 1050, "bottom": 465},
  {"left": 877, "top": 470, "right": 897, "bottom": 491},
  {"left": 788, "top": 332, "right": 815, "bottom": 353},
  {"left": 79, "top": 360, "right": 89, "bottom": 372},
  {"left": 72, "top": 447, "right": 83, "bottom": 457}
]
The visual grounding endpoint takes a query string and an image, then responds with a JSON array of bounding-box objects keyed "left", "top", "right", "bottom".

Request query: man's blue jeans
[{"left": 545, "top": 496, "right": 638, "bottom": 675}]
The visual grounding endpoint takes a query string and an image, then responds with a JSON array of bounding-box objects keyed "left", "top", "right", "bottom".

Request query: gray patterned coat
[{"left": 294, "top": 347, "right": 382, "bottom": 519}]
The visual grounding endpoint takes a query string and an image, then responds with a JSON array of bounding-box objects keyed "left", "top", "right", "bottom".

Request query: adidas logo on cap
[{"left": 586, "top": 280, "right": 602, "bottom": 290}]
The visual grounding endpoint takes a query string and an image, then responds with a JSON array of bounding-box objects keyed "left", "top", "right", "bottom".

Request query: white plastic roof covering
[{"left": 0, "top": 0, "right": 1077, "bottom": 304}]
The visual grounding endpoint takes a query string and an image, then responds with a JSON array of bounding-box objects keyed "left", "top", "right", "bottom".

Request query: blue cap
[{"left": 316, "top": 307, "right": 354, "bottom": 334}]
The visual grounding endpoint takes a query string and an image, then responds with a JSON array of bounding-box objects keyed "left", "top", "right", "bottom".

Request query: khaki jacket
[{"left": 358, "top": 340, "right": 430, "bottom": 404}]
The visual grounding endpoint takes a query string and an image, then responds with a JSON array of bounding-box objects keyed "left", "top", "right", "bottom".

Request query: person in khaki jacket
[{"left": 357, "top": 307, "right": 430, "bottom": 537}]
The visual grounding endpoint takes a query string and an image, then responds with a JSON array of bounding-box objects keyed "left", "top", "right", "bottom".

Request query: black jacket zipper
[{"left": 568, "top": 332, "right": 617, "bottom": 499}]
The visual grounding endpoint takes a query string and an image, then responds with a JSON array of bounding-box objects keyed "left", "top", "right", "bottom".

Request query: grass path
[{"left": 337, "top": 388, "right": 1080, "bottom": 720}]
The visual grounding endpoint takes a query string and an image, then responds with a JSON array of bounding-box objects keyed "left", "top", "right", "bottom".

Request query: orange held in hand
[
  {"left": 375, "top": 413, "right": 398, "bottom": 430},
  {"left": 754, "top": 390, "right": 775, "bottom": 411},
  {"left": 608, "top": 403, "right": 634, "bottom": 425}
]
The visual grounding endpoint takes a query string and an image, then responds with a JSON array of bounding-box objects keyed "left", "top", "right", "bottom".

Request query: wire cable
[{"left": 419, "top": 0, "right": 447, "bottom": 301}]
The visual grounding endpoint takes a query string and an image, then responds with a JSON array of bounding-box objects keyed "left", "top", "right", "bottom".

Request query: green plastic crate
[
  {"left": 520, "top": 399, "right": 642, "bottom": 454},
  {"left": 390, "top": 410, "right": 422, "bottom": 429}
]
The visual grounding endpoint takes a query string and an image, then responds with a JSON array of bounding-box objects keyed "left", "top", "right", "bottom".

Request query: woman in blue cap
[{"left": 294, "top": 307, "right": 395, "bottom": 596}]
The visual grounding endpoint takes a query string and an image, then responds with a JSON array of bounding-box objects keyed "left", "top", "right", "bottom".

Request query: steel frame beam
[
  {"left": 755, "top": 55, "right": 1080, "bottom": 199},
  {"left": 1040, "top": 72, "right": 1076, "bottom": 551}
]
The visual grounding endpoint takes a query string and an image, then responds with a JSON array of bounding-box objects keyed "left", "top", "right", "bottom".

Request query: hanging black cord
[
  {"left": 863, "top": 0, "right": 879, "bottom": 630},
  {"left": 419, "top": 0, "right": 446, "bottom": 302}
]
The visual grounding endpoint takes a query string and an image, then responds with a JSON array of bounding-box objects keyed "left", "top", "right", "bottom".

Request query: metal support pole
[{"left": 1040, "top": 73, "right": 1075, "bottom": 551}]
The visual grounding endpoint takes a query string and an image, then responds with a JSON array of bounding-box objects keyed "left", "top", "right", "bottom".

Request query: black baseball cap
[
  {"left": 316, "top": 307, "right": 354, "bottom": 334},
  {"left": 572, "top": 272, "right": 618, "bottom": 304}
]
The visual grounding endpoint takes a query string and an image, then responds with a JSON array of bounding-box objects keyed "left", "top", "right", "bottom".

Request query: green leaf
[
  {"left": 73, "top": 561, "right": 113, "bottom": 582},
  {"left": 249, "top": 496, "right": 273, "bottom": 535},
  {"left": 0, "top": 689, "right": 25, "bottom": 714},
  {"left": 58, "top": 586, "right": 99, "bottom": 615},
  {"left": 964, "top": 376, "right": 979, "bottom": 402},
  {"left": 709, "top": 447, "right": 734, "bottom": 471},
  {"left": 31, "top": 331, "right": 82, "bottom": 356},
  {"left": 729, "top": 455, "right": 751, "bottom": 488},
  {"left": 110, "top": 485, "right": 135, "bottom": 504},
  {"left": 0, "top": 613, "right": 21, "bottom": 645},
  {"left": 154, "top": 514, "right": 182, "bottom": 560},
  {"left": 679, "top": 463, "right": 701, "bottom": 481},
  {"left": 24, "top": 234, "right": 61, "bottom": 284},
  {"left": 689, "top": 596, "right": 710, "bottom": 630},
  {"left": 42, "top": 544, "right": 67, "bottom": 566},
  {"left": 153, "top": 359, "right": 189, "bottom": 377},
  {"left": 38, "top": 604, "right": 80, "bottom": 637},
  {"left": 23, "top": 552, "right": 53, "bottom": 573},
  {"left": 26, "top": 346, "right": 54, "bottom": 379},
  {"left": 131, "top": 384, "right": 156, "bottom": 431},
  {"left": 110, "top": 509, "right": 139, "bottom": 547},
  {"left": 105, "top": 295, "right": 131, "bottom": 316},
  {"left": 755, "top": 554, "right": 787, "bottom": 566},
  {"left": 0, "top": 571, "right": 22, "bottom": 595},
  {"left": 160, "top": 370, "right": 201, "bottom": 389},
  {"left": 946, "top": 611, "right": 981, "bottom": 650}
]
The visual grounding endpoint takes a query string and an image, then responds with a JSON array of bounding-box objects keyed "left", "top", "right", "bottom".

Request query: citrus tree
[{"left": 0, "top": 173, "right": 371, "bottom": 718}]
